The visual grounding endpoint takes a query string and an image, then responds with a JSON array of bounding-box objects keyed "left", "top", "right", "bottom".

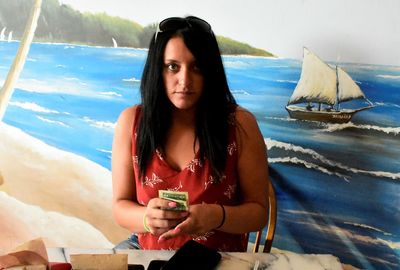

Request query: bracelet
[
  {"left": 143, "top": 215, "right": 151, "bottom": 233},
  {"left": 215, "top": 204, "right": 225, "bottom": 229}
]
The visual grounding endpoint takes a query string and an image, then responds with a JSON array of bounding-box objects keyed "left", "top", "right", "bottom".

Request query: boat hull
[{"left": 285, "top": 106, "right": 370, "bottom": 123}]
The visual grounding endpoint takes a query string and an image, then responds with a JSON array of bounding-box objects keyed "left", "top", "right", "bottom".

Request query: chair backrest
[{"left": 248, "top": 180, "right": 277, "bottom": 253}]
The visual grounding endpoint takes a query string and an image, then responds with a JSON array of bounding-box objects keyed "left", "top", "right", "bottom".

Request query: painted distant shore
[{"left": 0, "top": 0, "right": 274, "bottom": 57}]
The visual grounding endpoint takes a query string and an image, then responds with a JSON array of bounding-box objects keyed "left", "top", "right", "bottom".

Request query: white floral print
[
  {"left": 186, "top": 158, "right": 202, "bottom": 173},
  {"left": 224, "top": 184, "right": 236, "bottom": 199},
  {"left": 156, "top": 149, "right": 164, "bottom": 160},
  {"left": 144, "top": 173, "right": 163, "bottom": 187},
  {"left": 227, "top": 142, "right": 237, "bottom": 155},
  {"left": 192, "top": 231, "right": 215, "bottom": 242},
  {"left": 204, "top": 175, "right": 218, "bottom": 190},
  {"left": 168, "top": 181, "right": 183, "bottom": 191}
]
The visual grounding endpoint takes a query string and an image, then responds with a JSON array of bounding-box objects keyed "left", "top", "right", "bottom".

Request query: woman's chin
[{"left": 170, "top": 101, "right": 197, "bottom": 111}]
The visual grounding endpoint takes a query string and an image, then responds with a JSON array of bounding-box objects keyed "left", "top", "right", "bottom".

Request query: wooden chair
[{"left": 247, "top": 180, "right": 277, "bottom": 253}]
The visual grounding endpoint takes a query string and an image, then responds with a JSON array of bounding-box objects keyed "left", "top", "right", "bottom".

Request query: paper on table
[
  {"left": 70, "top": 254, "right": 128, "bottom": 270},
  {"left": 0, "top": 238, "right": 48, "bottom": 269},
  {"left": 3, "top": 265, "right": 46, "bottom": 270}
]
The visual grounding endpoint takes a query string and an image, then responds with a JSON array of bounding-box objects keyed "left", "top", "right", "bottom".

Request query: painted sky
[{"left": 59, "top": 0, "right": 400, "bottom": 66}]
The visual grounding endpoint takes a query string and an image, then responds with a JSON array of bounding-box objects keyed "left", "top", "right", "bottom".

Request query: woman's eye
[
  {"left": 166, "top": 63, "right": 178, "bottom": 71},
  {"left": 193, "top": 64, "right": 201, "bottom": 72}
]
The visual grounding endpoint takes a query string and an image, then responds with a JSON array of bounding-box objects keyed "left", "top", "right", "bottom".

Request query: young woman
[{"left": 112, "top": 16, "right": 270, "bottom": 251}]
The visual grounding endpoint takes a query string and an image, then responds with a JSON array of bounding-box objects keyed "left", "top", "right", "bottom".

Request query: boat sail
[
  {"left": 0, "top": 27, "right": 6, "bottom": 41},
  {"left": 7, "top": 31, "right": 13, "bottom": 42},
  {"left": 286, "top": 47, "right": 374, "bottom": 123},
  {"left": 112, "top": 37, "right": 118, "bottom": 48}
]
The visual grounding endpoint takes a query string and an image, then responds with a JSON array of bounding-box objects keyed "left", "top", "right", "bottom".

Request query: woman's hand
[
  {"left": 144, "top": 197, "right": 189, "bottom": 236},
  {"left": 158, "top": 203, "right": 222, "bottom": 241}
]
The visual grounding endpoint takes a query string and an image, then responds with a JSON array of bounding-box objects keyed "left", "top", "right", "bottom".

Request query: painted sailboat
[
  {"left": 7, "top": 31, "right": 13, "bottom": 42},
  {"left": 112, "top": 37, "right": 118, "bottom": 48},
  {"left": 286, "top": 47, "right": 374, "bottom": 123},
  {"left": 0, "top": 27, "right": 6, "bottom": 41}
]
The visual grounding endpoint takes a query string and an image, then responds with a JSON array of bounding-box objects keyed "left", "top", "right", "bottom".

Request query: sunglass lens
[
  {"left": 187, "top": 17, "right": 211, "bottom": 32},
  {"left": 159, "top": 18, "right": 187, "bottom": 32}
]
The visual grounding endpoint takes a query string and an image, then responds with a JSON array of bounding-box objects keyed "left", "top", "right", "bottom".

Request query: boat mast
[{"left": 335, "top": 65, "right": 340, "bottom": 111}]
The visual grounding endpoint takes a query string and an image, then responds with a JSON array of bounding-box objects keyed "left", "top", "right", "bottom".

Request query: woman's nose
[{"left": 178, "top": 68, "right": 191, "bottom": 87}]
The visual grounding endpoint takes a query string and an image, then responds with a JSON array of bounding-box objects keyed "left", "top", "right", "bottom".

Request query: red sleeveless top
[{"left": 131, "top": 106, "right": 247, "bottom": 251}]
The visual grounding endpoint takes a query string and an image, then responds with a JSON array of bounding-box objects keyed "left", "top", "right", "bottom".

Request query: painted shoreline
[{"left": 0, "top": 122, "right": 128, "bottom": 252}]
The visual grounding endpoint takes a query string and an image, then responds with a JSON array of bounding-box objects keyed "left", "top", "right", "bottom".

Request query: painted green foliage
[{"left": 0, "top": 0, "right": 272, "bottom": 55}]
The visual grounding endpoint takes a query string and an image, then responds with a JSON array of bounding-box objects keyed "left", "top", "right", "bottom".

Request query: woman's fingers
[
  {"left": 148, "top": 198, "right": 184, "bottom": 213},
  {"left": 158, "top": 204, "right": 219, "bottom": 240},
  {"left": 144, "top": 199, "right": 189, "bottom": 235},
  {"left": 148, "top": 207, "right": 188, "bottom": 220},
  {"left": 146, "top": 215, "right": 186, "bottom": 236},
  {"left": 158, "top": 226, "right": 184, "bottom": 242},
  {"left": 147, "top": 214, "right": 185, "bottom": 228}
]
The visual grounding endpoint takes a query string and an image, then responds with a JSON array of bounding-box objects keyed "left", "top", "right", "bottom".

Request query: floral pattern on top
[
  {"left": 224, "top": 184, "right": 236, "bottom": 199},
  {"left": 204, "top": 175, "right": 218, "bottom": 190},
  {"left": 155, "top": 149, "right": 164, "bottom": 160},
  {"left": 143, "top": 173, "right": 163, "bottom": 187},
  {"left": 186, "top": 158, "right": 202, "bottom": 172},
  {"left": 227, "top": 142, "right": 237, "bottom": 156},
  {"left": 168, "top": 181, "right": 183, "bottom": 191},
  {"left": 192, "top": 231, "right": 215, "bottom": 242}
]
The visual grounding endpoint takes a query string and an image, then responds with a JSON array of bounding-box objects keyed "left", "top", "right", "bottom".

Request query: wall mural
[{"left": 0, "top": 0, "right": 399, "bottom": 269}]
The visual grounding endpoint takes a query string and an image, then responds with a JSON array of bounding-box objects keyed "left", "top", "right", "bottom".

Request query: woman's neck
[{"left": 171, "top": 107, "right": 196, "bottom": 127}]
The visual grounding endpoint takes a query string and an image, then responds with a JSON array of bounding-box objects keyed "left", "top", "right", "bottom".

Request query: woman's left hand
[{"left": 158, "top": 203, "right": 222, "bottom": 241}]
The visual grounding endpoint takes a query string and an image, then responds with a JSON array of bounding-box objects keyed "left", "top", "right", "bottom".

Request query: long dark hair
[{"left": 137, "top": 16, "right": 237, "bottom": 180}]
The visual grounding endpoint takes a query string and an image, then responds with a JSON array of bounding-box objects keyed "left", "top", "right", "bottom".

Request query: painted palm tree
[{"left": 0, "top": 0, "right": 42, "bottom": 121}]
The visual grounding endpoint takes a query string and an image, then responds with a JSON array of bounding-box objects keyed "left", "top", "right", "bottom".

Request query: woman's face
[{"left": 162, "top": 36, "right": 204, "bottom": 111}]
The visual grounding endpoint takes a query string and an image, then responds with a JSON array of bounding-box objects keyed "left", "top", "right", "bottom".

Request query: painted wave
[
  {"left": 15, "top": 77, "right": 93, "bottom": 96},
  {"left": 276, "top": 79, "right": 298, "bottom": 84},
  {"left": 376, "top": 74, "right": 400, "bottom": 80},
  {"left": 81, "top": 116, "right": 115, "bottom": 130},
  {"left": 281, "top": 210, "right": 399, "bottom": 268},
  {"left": 122, "top": 77, "right": 141, "bottom": 83},
  {"left": 10, "top": 101, "right": 60, "bottom": 114},
  {"left": 265, "top": 116, "right": 400, "bottom": 135},
  {"left": 231, "top": 89, "right": 251, "bottom": 95},
  {"left": 343, "top": 222, "right": 393, "bottom": 236},
  {"left": 37, "top": 116, "right": 69, "bottom": 127},
  {"left": 374, "top": 102, "right": 400, "bottom": 109},
  {"left": 265, "top": 138, "right": 400, "bottom": 181},
  {"left": 322, "top": 122, "right": 400, "bottom": 135},
  {"left": 99, "top": 91, "right": 122, "bottom": 97}
]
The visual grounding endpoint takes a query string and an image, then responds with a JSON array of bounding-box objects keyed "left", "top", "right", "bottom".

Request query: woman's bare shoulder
[
  {"left": 116, "top": 105, "right": 140, "bottom": 131},
  {"left": 117, "top": 105, "right": 139, "bottom": 123},
  {"left": 233, "top": 106, "right": 264, "bottom": 151},
  {"left": 234, "top": 106, "right": 257, "bottom": 127}
]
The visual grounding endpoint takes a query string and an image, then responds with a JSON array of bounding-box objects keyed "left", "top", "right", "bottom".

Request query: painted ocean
[{"left": 1, "top": 41, "right": 399, "bottom": 269}]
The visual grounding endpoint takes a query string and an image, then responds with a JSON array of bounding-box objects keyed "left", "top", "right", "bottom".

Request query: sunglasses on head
[{"left": 154, "top": 16, "right": 212, "bottom": 42}]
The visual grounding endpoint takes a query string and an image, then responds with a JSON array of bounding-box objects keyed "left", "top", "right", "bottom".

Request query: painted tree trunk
[{"left": 0, "top": 0, "right": 42, "bottom": 121}]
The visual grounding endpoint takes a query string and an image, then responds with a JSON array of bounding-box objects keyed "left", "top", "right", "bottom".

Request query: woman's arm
[
  {"left": 218, "top": 107, "right": 269, "bottom": 233},
  {"left": 112, "top": 106, "right": 147, "bottom": 232}
]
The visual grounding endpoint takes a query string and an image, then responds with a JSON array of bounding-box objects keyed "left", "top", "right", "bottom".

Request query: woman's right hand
[{"left": 144, "top": 198, "right": 189, "bottom": 236}]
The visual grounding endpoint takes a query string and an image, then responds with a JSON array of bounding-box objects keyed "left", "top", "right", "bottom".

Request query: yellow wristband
[{"left": 143, "top": 215, "right": 151, "bottom": 233}]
